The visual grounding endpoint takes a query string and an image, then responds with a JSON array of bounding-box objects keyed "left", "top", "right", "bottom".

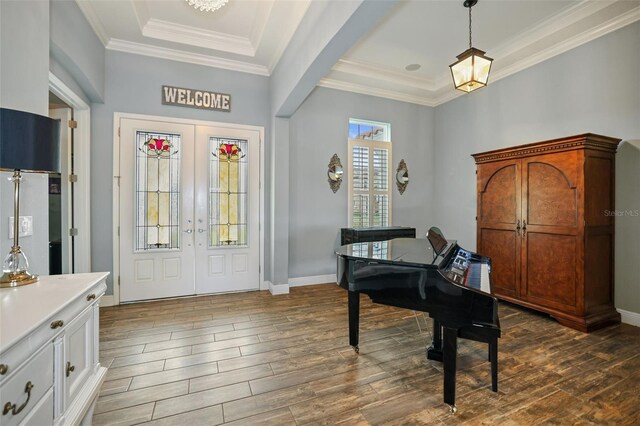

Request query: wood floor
[{"left": 95, "top": 284, "right": 640, "bottom": 425}]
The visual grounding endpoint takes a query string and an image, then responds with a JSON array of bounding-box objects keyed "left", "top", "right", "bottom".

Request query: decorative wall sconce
[
  {"left": 396, "top": 159, "right": 409, "bottom": 194},
  {"left": 327, "top": 153, "right": 343, "bottom": 193}
]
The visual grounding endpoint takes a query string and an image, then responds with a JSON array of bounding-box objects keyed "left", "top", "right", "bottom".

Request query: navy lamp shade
[
  {"left": 0, "top": 108, "right": 61, "bottom": 287},
  {"left": 1, "top": 108, "right": 61, "bottom": 173}
]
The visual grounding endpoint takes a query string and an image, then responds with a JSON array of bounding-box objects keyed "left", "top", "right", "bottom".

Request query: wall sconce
[
  {"left": 396, "top": 159, "right": 409, "bottom": 195},
  {"left": 327, "top": 153, "right": 343, "bottom": 193},
  {"left": 449, "top": 0, "right": 493, "bottom": 93},
  {"left": 0, "top": 108, "right": 60, "bottom": 287}
]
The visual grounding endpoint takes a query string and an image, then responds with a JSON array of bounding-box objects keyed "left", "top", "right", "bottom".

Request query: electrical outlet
[{"left": 9, "top": 216, "right": 33, "bottom": 238}]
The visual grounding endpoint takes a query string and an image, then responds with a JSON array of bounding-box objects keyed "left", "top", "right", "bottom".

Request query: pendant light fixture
[{"left": 449, "top": 0, "right": 493, "bottom": 93}]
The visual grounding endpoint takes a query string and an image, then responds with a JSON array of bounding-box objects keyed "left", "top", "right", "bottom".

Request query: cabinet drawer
[
  {"left": 19, "top": 387, "right": 53, "bottom": 426},
  {"left": 0, "top": 345, "right": 53, "bottom": 426}
]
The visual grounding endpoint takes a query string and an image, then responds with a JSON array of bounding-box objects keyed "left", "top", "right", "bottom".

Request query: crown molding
[
  {"left": 142, "top": 18, "right": 256, "bottom": 57},
  {"left": 332, "top": 59, "right": 437, "bottom": 91},
  {"left": 75, "top": 0, "right": 109, "bottom": 46},
  {"left": 131, "top": 0, "right": 151, "bottom": 33},
  {"left": 325, "top": 1, "right": 640, "bottom": 108},
  {"left": 317, "top": 78, "right": 437, "bottom": 107},
  {"left": 106, "top": 39, "right": 270, "bottom": 76},
  {"left": 248, "top": 1, "right": 274, "bottom": 54},
  {"left": 490, "top": 4, "right": 640, "bottom": 86}
]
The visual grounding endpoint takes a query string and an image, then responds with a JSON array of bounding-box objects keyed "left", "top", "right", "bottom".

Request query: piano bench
[{"left": 458, "top": 324, "right": 500, "bottom": 393}]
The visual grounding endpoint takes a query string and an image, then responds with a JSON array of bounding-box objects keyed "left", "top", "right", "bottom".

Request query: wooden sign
[{"left": 162, "top": 85, "right": 231, "bottom": 112}]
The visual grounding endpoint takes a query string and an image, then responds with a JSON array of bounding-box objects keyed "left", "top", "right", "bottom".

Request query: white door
[
  {"left": 194, "top": 126, "right": 260, "bottom": 294},
  {"left": 119, "top": 118, "right": 260, "bottom": 302},
  {"left": 119, "top": 119, "right": 196, "bottom": 302},
  {"left": 49, "top": 107, "right": 72, "bottom": 273}
]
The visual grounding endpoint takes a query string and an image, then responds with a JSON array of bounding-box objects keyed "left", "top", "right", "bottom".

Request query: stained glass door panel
[
  {"left": 194, "top": 126, "right": 260, "bottom": 294},
  {"left": 208, "top": 137, "right": 249, "bottom": 247},
  {"left": 119, "top": 119, "right": 196, "bottom": 302}
]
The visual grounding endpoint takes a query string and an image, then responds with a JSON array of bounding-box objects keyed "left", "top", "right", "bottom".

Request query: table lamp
[{"left": 0, "top": 108, "right": 60, "bottom": 287}]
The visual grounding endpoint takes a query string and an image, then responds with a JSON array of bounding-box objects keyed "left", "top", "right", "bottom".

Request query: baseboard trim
[
  {"left": 618, "top": 308, "right": 640, "bottom": 327},
  {"left": 288, "top": 274, "right": 337, "bottom": 287},
  {"left": 269, "top": 282, "right": 289, "bottom": 295},
  {"left": 100, "top": 295, "right": 117, "bottom": 307}
]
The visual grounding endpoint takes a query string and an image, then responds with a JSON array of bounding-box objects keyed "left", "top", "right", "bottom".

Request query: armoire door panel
[
  {"left": 523, "top": 232, "right": 578, "bottom": 310},
  {"left": 479, "top": 228, "right": 519, "bottom": 298},
  {"left": 525, "top": 158, "right": 578, "bottom": 228},
  {"left": 478, "top": 163, "right": 519, "bottom": 224}
]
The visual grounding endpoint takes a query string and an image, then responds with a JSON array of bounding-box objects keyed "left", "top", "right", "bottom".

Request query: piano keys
[{"left": 336, "top": 231, "right": 500, "bottom": 412}]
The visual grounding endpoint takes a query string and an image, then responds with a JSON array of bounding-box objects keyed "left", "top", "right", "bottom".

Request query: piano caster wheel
[
  {"left": 353, "top": 345, "right": 359, "bottom": 354},
  {"left": 448, "top": 404, "right": 457, "bottom": 414}
]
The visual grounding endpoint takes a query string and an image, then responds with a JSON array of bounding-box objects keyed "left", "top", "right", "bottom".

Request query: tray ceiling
[{"left": 77, "top": 0, "right": 640, "bottom": 106}]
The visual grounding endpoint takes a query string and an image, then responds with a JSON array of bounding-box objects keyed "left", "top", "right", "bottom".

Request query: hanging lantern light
[{"left": 450, "top": 0, "right": 493, "bottom": 93}]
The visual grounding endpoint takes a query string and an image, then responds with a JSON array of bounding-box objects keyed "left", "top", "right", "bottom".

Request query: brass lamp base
[{"left": 0, "top": 270, "right": 39, "bottom": 288}]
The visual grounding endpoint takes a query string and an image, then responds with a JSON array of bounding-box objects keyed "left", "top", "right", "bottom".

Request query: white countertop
[{"left": 0, "top": 272, "right": 109, "bottom": 352}]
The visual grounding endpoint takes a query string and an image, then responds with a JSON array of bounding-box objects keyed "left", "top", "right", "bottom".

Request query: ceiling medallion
[{"left": 185, "top": 0, "right": 229, "bottom": 12}]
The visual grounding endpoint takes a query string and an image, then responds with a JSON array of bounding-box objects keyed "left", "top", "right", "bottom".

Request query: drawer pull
[
  {"left": 86, "top": 293, "right": 96, "bottom": 301},
  {"left": 2, "top": 381, "right": 33, "bottom": 416},
  {"left": 50, "top": 320, "right": 64, "bottom": 329},
  {"left": 66, "top": 362, "right": 75, "bottom": 377},
  {"left": 0, "top": 364, "right": 7, "bottom": 375}
]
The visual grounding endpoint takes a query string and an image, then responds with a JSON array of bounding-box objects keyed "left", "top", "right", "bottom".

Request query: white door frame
[
  {"left": 112, "top": 112, "right": 266, "bottom": 305},
  {"left": 48, "top": 72, "right": 92, "bottom": 274}
]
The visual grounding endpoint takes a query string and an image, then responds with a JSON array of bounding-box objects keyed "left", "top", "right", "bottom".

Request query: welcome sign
[{"left": 162, "top": 85, "right": 231, "bottom": 112}]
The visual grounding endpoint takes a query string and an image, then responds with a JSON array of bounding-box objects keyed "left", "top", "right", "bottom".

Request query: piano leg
[
  {"left": 443, "top": 326, "right": 458, "bottom": 413},
  {"left": 348, "top": 290, "right": 360, "bottom": 353},
  {"left": 427, "top": 319, "right": 443, "bottom": 362}
]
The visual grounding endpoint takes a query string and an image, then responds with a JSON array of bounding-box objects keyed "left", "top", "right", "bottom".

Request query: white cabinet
[{"left": 0, "top": 273, "right": 109, "bottom": 425}]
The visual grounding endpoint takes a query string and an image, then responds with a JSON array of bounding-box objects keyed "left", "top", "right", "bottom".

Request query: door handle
[
  {"left": 516, "top": 220, "right": 521, "bottom": 236},
  {"left": 183, "top": 229, "right": 193, "bottom": 234},
  {"left": 198, "top": 228, "right": 206, "bottom": 233},
  {"left": 522, "top": 220, "right": 527, "bottom": 238}
]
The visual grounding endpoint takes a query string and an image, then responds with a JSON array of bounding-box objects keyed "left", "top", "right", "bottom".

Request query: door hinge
[
  {"left": 114, "top": 176, "right": 120, "bottom": 186},
  {"left": 475, "top": 216, "right": 477, "bottom": 221},
  {"left": 118, "top": 276, "right": 121, "bottom": 286},
  {"left": 69, "top": 174, "right": 78, "bottom": 183},
  {"left": 118, "top": 127, "right": 120, "bottom": 137},
  {"left": 117, "top": 226, "right": 120, "bottom": 237},
  {"left": 69, "top": 228, "right": 79, "bottom": 237},
  {"left": 68, "top": 119, "right": 78, "bottom": 129}
]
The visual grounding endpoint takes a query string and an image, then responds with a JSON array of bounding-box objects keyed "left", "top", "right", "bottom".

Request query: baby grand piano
[{"left": 335, "top": 228, "right": 500, "bottom": 412}]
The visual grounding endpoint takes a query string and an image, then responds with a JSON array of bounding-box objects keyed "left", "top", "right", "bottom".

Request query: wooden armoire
[{"left": 472, "top": 134, "right": 621, "bottom": 332}]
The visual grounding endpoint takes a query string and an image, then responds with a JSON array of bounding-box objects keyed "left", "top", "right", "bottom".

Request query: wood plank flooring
[{"left": 95, "top": 284, "right": 640, "bottom": 425}]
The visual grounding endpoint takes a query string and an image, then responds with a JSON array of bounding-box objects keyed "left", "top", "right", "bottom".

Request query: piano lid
[{"left": 336, "top": 238, "right": 456, "bottom": 268}]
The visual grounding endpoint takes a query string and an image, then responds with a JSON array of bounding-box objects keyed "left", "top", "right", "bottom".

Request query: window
[{"left": 348, "top": 119, "right": 392, "bottom": 227}]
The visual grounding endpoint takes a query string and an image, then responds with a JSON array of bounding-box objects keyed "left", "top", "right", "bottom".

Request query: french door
[{"left": 119, "top": 118, "right": 260, "bottom": 302}]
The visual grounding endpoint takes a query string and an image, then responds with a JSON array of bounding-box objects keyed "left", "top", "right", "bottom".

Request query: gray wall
[
  {"left": 288, "top": 87, "right": 435, "bottom": 278},
  {"left": 433, "top": 22, "right": 640, "bottom": 313},
  {"left": 615, "top": 140, "right": 640, "bottom": 314},
  {"left": 50, "top": 0, "right": 105, "bottom": 102},
  {"left": 0, "top": 0, "right": 51, "bottom": 275},
  {"left": 92, "top": 50, "right": 270, "bottom": 294}
]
